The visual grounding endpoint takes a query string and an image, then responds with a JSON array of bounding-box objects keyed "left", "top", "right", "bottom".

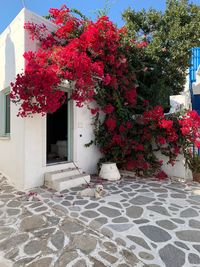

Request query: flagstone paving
[
  {"left": 0, "top": 175, "right": 145, "bottom": 267},
  {"left": 38, "top": 176, "right": 200, "bottom": 267},
  {"left": 1, "top": 174, "right": 200, "bottom": 266}
]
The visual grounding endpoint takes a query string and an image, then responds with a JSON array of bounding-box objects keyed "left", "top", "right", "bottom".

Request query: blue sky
[{"left": 1, "top": 0, "right": 199, "bottom": 33}]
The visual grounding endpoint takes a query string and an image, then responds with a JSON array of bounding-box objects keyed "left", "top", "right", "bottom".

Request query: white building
[
  {"left": 0, "top": 9, "right": 101, "bottom": 190},
  {"left": 0, "top": 9, "right": 194, "bottom": 191}
]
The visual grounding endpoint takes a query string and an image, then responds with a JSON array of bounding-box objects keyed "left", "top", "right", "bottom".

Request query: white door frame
[{"left": 44, "top": 90, "right": 74, "bottom": 166}]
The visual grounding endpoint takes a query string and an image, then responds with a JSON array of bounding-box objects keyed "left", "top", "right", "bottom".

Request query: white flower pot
[{"left": 99, "top": 162, "right": 121, "bottom": 181}]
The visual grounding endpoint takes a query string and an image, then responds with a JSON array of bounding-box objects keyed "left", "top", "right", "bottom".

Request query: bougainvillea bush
[
  {"left": 11, "top": 5, "right": 136, "bottom": 116},
  {"left": 10, "top": 5, "right": 200, "bottom": 177},
  {"left": 94, "top": 106, "right": 200, "bottom": 177}
]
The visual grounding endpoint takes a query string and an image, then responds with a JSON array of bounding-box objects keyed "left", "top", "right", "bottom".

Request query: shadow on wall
[{"left": 4, "top": 26, "right": 16, "bottom": 89}]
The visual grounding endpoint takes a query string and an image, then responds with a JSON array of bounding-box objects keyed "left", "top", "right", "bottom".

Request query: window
[
  {"left": 5, "top": 94, "right": 10, "bottom": 134},
  {"left": 0, "top": 88, "right": 11, "bottom": 137}
]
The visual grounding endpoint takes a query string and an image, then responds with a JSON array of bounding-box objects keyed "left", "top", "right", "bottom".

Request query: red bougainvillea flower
[
  {"left": 155, "top": 170, "right": 168, "bottom": 180},
  {"left": 118, "top": 26, "right": 127, "bottom": 35},
  {"left": 168, "top": 159, "right": 176, "bottom": 166},
  {"left": 105, "top": 117, "right": 117, "bottom": 131},
  {"left": 157, "top": 135, "right": 166, "bottom": 145},
  {"left": 180, "top": 127, "right": 190, "bottom": 136},
  {"left": 195, "top": 140, "right": 200, "bottom": 148},
  {"left": 125, "top": 87, "right": 137, "bottom": 105},
  {"left": 135, "top": 144, "right": 144, "bottom": 151},
  {"left": 103, "top": 104, "right": 115, "bottom": 114},
  {"left": 119, "top": 125, "right": 126, "bottom": 133},
  {"left": 167, "top": 130, "right": 178, "bottom": 142},
  {"left": 188, "top": 110, "right": 199, "bottom": 119},
  {"left": 103, "top": 74, "right": 112, "bottom": 85},
  {"left": 112, "top": 134, "right": 122, "bottom": 145},
  {"left": 91, "top": 108, "right": 99, "bottom": 115},
  {"left": 126, "top": 121, "right": 133, "bottom": 129},
  {"left": 143, "top": 106, "right": 164, "bottom": 122},
  {"left": 136, "top": 153, "right": 144, "bottom": 160},
  {"left": 159, "top": 119, "right": 173, "bottom": 130},
  {"left": 126, "top": 160, "right": 137, "bottom": 170},
  {"left": 173, "top": 145, "right": 180, "bottom": 155}
]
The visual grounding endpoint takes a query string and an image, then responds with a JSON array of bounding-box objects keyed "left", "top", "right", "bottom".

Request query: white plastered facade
[{"left": 0, "top": 9, "right": 101, "bottom": 190}]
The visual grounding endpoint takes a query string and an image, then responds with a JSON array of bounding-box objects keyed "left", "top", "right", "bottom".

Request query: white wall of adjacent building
[{"left": 0, "top": 9, "right": 26, "bottom": 189}]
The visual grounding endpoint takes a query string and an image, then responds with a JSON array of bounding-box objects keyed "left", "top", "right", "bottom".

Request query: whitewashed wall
[
  {"left": 74, "top": 104, "right": 102, "bottom": 174},
  {"left": 155, "top": 152, "right": 192, "bottom": 181},
  {"left": 23, "top": 10, "right": 101, "bottom": 189},
  {"left": 0, "top": 9, "right": 26, "bottom": 189},
  {"left": 157, "top": 77, "right": 193, "bottom": 181}
]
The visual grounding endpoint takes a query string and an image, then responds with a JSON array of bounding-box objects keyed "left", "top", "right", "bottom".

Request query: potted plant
[{"left": 186, "top": 152, "right": 200, "bottom": 182}]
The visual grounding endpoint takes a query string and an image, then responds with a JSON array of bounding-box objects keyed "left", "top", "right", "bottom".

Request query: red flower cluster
[
  {"left": 11, "top": 6, "right": 137, "bottom": 116},
  {"left": 10, "top": 51, "right": 64, "bottom": 116},
  {"left": 103, "top": 104, "right": 115, "bottom": 114},
  {"left": 159, "top": 119, "right": 173, "bottom": 130},
  {"left": 143, "top": 106, "right": 164, "bottom": 122},
  {"left": 142, "top": 107, "right": 200, "bottom": 166},
  {"left": 124, "top": 87, "right": 137, "bottom": 105},
  {"left": 100, "top": 105, "right": 200, "bottom": 176},
  {"left": 179, "top": 110, "right": 200, "bottom": 146},
  {"left": 155, "top": 171, "right": 168, "bottom": 180},
  {"left": 105, "top": 118, "right": 117, "bottom": 131}
]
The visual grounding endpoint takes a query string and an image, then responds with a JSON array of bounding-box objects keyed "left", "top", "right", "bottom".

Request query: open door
[{"left": 46, "top": 93, "right": 72, "bottom": 164}]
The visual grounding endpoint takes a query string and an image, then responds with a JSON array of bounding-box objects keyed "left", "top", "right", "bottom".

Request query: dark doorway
[{"left": 46, "top": 99, "right": 68, "bottom": 164}]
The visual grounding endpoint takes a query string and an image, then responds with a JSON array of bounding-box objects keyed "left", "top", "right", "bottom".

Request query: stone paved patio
[
  {"left": 0, "top": 174, "right": 143, "bottom": 267},
  {"left": 1, "top": 174, "right": 200, "bottom": 266},
  {"left": 39, "top": 176, "right": 200, "bottom": 267}
]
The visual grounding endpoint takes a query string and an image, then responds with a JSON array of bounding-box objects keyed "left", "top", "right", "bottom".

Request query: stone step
[
  {"left": 51, "top": 174, "right": 91, "bottom": 191},
  {"left": 45, "top": 168, "right": 82, "bottom": 182},
  {"left": 120, "top": 170, "right": 136, "bottom": 178}
]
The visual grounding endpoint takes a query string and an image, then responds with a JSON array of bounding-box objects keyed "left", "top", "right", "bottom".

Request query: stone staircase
[{"left": 44, "top": 166, "right": 90, "bottom": 191}]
